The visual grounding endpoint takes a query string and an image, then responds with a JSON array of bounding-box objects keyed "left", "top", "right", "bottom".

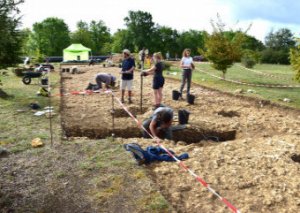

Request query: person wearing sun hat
[{"left": 120, "top": 49, "right": 135, "bottom": 103}]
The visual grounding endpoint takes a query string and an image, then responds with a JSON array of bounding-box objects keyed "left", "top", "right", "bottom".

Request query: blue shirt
[{"left": 121, "top": 57, "right": 135, "bottom": 80}]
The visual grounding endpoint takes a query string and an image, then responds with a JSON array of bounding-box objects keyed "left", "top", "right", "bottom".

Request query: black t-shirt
[
  {"left": 121, "top": 57, "right": 135, "bottom": 80},
  {"left": 154, "top": 62, "right": 164, "bottom": 78}
]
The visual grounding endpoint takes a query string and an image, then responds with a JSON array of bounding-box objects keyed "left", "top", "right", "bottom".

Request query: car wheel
[{"left": 22, "top": 76, "right": 31, "bottom": 84}]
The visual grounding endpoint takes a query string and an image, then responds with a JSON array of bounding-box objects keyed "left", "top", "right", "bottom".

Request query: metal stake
[
  {"left": 111, "top": 94, "right": 115, "bottom": 140},
  {"left": 140, "top": 74, "right": 143, "bottom": 113}
]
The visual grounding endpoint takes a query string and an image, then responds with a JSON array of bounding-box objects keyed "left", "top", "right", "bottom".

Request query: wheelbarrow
[{"left": 22, "top": 71, "right": 46, "bottom": 85}]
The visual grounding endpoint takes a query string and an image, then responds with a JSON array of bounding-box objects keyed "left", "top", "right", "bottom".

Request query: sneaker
[
  {"left": 128, "top": 99, "right": 133, "bottom": 104},
  {"left": 121, "top": 98, "right": 125, "bottom": 103}
]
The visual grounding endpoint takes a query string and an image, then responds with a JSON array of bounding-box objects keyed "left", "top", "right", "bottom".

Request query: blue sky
[{"left": 19, "top": 0, "right": 299, "bottom": 42}]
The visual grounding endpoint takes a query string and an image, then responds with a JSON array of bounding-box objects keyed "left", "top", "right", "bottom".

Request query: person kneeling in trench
[
  {"left": 142, "top": 107, "right": 173, "bottom": 140},
  {"left": 86, "top": 73, "right": 116, "bottom": 90}
]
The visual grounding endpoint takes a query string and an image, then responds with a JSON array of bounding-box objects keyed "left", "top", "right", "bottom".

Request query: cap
[{"left": 123, "top": 49, "right": 130, "bottom": 55}]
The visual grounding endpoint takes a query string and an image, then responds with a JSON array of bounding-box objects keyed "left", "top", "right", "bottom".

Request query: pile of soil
[{"left": 61, "top": 65, "right": 300, "bottom": 212}]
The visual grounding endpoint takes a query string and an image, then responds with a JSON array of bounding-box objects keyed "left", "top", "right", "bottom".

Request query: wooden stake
[{"left": 48, "top": 70, "right": 54, "bottom": 147}]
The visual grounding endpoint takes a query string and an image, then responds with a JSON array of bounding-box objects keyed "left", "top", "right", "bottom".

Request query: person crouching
[
  {"left": 142, "top": 106, "right": 173, "bottom": 140},
  {"left": 96, "top": 73, "right": 116, "bottom": 89}
]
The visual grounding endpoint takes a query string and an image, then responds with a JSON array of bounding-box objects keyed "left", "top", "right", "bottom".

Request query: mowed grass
[
  {"left": 0, "top": 68, "right": 61, "bottom": 152},
  {"left": 166, "top": 63, "right": 300, "bottom": 109}
]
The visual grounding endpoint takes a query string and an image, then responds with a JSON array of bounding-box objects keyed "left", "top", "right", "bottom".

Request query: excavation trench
[{"left": 63, "top": 124, "right": 236, "bottom": 143}]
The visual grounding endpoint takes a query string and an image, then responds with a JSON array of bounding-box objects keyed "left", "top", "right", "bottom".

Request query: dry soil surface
[{"left": 61, "top": 65, "right": 300, "bottom": 213}]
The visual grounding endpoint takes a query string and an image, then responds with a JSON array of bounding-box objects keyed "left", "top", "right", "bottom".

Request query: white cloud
[{"left": 19, "top": 0, "right": 299, "bottom": 42}]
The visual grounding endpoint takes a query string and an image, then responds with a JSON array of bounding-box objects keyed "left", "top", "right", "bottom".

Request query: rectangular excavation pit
[
  {"left": 63, "top": 124, "right": 236, "bottom": 144},
  {"left": 172, "top": 126, "right": 236, "bottom": 143},
  {"left": 112, "top": 106, "right": 149, "bottom": 118},
  {"left": 60, "top": 66, "right": 236, "bottom": 143}
]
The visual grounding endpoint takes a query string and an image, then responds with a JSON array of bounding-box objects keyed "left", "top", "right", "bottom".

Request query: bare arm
[
  {"left": 144, "top": 65, "right": 156, "bottom": 75},
  {"left": 128, "top": 66, "right": 135, "bottom": 73},
  {"left": 149, "top": 119, "right": 159, "bottom": 138},
  {"left": 121, "top": 66, "right": 135, "bottom": 74}
]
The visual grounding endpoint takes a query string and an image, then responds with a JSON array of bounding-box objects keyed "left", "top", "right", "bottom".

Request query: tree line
[{"left": 1, "top": 1, "right": 300, "bottom": 82}]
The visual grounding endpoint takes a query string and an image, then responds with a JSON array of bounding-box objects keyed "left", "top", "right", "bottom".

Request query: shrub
[
  {"left": 241, "top": 56, "right": 256, "bottom": 68},
  {"left": 261, "top": 48, "right": 290, "bottom": 64},
  {"left": 290, "top": 39, "right": 300, "bottom": 82},
  {"left": 163, "top": 61, "right": 172, "bottom": 71}
]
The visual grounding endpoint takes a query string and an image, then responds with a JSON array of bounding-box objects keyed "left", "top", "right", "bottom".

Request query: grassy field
[
  {"left": 167, "top": 63, "right": 300, "bottom": 108},
  {"left": 0, "top": 69, "right": 61, "bottom": 152},
  {"left": 0, "top": 68, "right": 171, "bottom": 212}
]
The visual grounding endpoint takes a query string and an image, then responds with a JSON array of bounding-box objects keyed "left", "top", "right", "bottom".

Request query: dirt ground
[
  {"left": 61, "top": 65, "right": 300, "bottom": 212},
  {"left": 0, "top": 139, "right": 173, "bottom": 213}
]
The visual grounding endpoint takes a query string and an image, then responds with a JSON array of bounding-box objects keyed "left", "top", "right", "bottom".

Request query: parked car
[{"left": 193, "top": 55, "right": 204, "bottom": 62}]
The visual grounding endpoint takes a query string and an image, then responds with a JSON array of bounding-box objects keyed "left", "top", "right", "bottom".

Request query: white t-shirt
[{"left": 181, "top": 57, "right": 193, "bottom": 68}]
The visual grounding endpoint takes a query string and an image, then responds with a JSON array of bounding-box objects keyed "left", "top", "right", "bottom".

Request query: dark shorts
[{"left": 153, "top": 76, "right": 164, "bottom": 89}]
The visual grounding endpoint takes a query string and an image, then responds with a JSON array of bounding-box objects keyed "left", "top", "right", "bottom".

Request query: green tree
[
  {"left": 262, "top": 28, "right": 295, "bottom": 64},
  {"left": 20, "top": 28, "right": 33, "bottom": 56},
  {"left": 124, "top": 10, "right": 155, "bottom": 51},
  {"left": 204, "top": 19, "right": 244, "bottom": 79},
  {"left": 177, "top": 30, "right": 206, "bottom": 56},
  {"left": 71, "top": 20, "right": 111, "bottom": 55},
  {"left": 89, "top": 20, "right": 111, "bottom": 54},
  {"left": 265, "top": 28, "right": 295, "bottom": 50},
  {"left": 0, "top": 0, "right": 24, "bottom": 69},
  {"left": 111, "top": 29, "right": 134, "bottom": 53},
  {"left": 71, "top": 21, "right": 93, "bottom": 50},
  {"left": 153, "top": 26, "right": 179, "bottom": 57},
  {"left": 31, "top": 17, "right": 70, "bottom": 56},
  {"left": 290, "top": 39, "right": 300, "bottom": 82},
  {"left": 242, "top": 34, "right": 265, "bottom": 51}
]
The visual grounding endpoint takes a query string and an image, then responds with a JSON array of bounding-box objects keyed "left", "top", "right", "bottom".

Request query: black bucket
[
  {"left": 178, "top": 109, "right": 190, "bottom": 124},
  {"left": 187, "top": 94, "right": 195, "bottom": 105},
  {"left": 172, "top": 90, "right": 181, "bottom": 100},
  {"left": 41, "top": 78, "right": 48, "bottom": 85}
]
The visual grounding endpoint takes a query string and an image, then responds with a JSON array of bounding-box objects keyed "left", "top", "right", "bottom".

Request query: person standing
[
  {"left": 166, "top": 51, "right": 170, "bottom": 60},
  {"left": 179, "top": 48, "right": 194, "bottom": 98},
  {"left": 120, "top": 49, "right": 135, "bottom": 104},
  {"left": 139, "top": 47, "right": 146, "bottom": 69},
  {"left": 141, "top": 52, "right": 165, "bottom": 109}
]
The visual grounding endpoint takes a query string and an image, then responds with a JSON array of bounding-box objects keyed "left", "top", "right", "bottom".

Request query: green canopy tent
[{"left": 63, "top": 44, "right": 91, "bottom": 61}]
